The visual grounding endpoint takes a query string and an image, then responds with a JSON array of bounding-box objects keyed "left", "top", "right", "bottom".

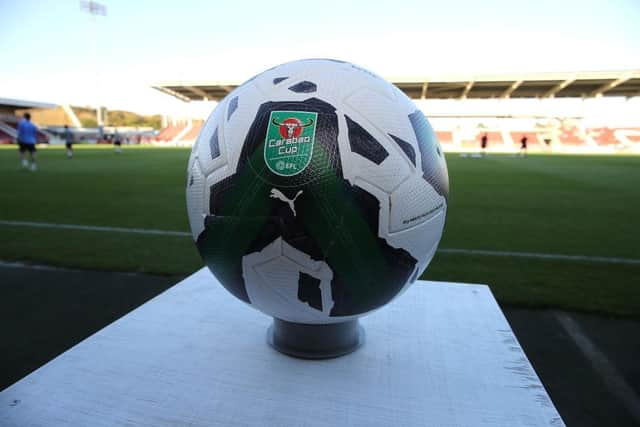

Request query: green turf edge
[
  {"left": 1, "top": 224, "right": 638, "bottom": 317},
  {"left": 422, "top": 252, "right": 640, "bottom": 318},
  {"left": 0, "top": 226, "right": 201, "bottom": 276}
]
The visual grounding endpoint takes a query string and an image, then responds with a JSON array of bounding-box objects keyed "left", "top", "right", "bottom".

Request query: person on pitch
[
  {"left": 480, "top": 133, "right": 488, "bottom": 157},
  {"left": 17, "top": 112, "right": 39, "bottom": 171},
  {"left": 520, "top": 135, "right": 528, "bottom": 157},
  {"left": 63, "top": 125, "right": 74, "bottom": 158},
  {"left": 114, "top": 128, "right": 122, "bottom": 153}
]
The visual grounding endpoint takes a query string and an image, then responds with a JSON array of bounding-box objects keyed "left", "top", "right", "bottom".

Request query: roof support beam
[
  {"left": 185, "top": 86, "right": 209, "bottom": 101},
  {"left": 420, "top": 82, "right": 429, "bottom": 100},
  {"left": 152, "top": 70, "right": 639, "bottom": 102},
  {"left": 152, "top": 86, "right": 191, "bottom": 102},
  {"left": 500, "top": 80, "right": 523, "bottom": 99},
  {"left": 543, "top": 78, "right": 575, "bottom": 98},
  {"left": 589, "top": 76, "right": 631, "bottom": 97},
  {"left": 460, "top": 81, "right": 474, "bottom": 99}
]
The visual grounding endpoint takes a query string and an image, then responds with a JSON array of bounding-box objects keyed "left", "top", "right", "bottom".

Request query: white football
[{"left": 186, "top": 59, "right": 449, "bottom": 324}]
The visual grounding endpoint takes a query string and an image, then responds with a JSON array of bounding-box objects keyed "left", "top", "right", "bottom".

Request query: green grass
[
  {"left": 1, "top": 146, "right": 639, "bottom": 316},
  {"left": 0, "top": 266, "right": 180, "bottom": 389}
]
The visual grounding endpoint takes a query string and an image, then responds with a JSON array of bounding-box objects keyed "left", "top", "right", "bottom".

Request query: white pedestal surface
[{"left": 1, "top": 268, "right": 564, "bottom": 426}]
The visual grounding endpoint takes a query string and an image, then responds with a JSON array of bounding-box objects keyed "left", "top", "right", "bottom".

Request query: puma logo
[{"left": 270, "top": 188, "right": 303, "bottom": 217}]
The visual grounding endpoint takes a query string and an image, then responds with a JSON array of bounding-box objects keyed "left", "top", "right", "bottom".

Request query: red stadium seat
[
  {"left": 181, "top": 121, "right": 203, "bottom": 141},
  {"left": 435, "top": 131, "right": 453, "bottom": 144},
  {"left": 558, "top": 126, "right": 584, "bottom": 145},
  {"left": 510, "top": 131, "right": 539, "bottom": 146},
  {"left": 155, "top": 124, "right": 188, "bottom": 142},
  {"left": 484, "top": 131, "right": 504, "bottom": 145},
  {"left": 587, "top": 127, "right": 616, "bottom": 145},
  {"left": 0, "top": 129, "right": 13, "bottom": 144}
]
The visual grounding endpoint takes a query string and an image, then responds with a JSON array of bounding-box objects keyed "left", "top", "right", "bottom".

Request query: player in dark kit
[
  {"left": 17, "top": 112, "right": 38, "bottom": 171},
  {"left": 63, "top": 125, "right": 74, "bottom": 158},
  {"left": 481, "top": 133, "right": 488, "bottom": 157},
  {"left": 520, "top": 135, "right": 528, "bottom": 157},
  {"left": 114, "top": 129, "right": 122, "bottom": 153}
]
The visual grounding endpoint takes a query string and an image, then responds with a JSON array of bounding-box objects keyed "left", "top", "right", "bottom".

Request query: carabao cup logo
[{"left": 264, "top": 111, "right": 317, "bottom": 177}]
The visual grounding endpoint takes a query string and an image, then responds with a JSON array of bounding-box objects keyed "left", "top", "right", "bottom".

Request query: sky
[{"left": 0, "top": 0, "right": 639, "bottom": 116}]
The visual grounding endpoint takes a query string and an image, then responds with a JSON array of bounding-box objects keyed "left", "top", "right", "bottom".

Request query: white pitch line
[
  {"left": 438, "top": 248, "right": 640, "bottom": 265},
  {"left": 556, "top": 312, "right": 640, "bottom": 423},
  {"left": 0, "top": 259, "right": 180, "bottom": 278},
  {"left": 1, "top": 219, "right": 639, "bottom": 265},
  {"left": 0, "top": 259, "right": 88, "bottom": 273},
  {"left": 0, "top": 220, "right": 191, "bottom": 237}
]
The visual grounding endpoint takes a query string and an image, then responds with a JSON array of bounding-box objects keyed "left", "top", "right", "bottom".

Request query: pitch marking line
[
  {"left": 438, "top": 248, "right": 640, "bottom": 265},
  {"left": 0, "top": 260, "right": 180, "bottom": 278},
  {"left": 556, "top": 312, "right": 640, "bottom": 423},
  {"left": 0, "top": 219, "right": 191, "bottom": 237},
  {"left": 1, "top": 219, "right": 639, "bottom": 265}
]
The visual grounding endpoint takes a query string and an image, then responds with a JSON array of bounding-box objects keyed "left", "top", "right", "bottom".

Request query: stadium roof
[
  {"left": 153, "top": 70, "right": 640, "bottom": 102},
  {"left": 0, "top": 97, "right": 57, "bottom": 110}
]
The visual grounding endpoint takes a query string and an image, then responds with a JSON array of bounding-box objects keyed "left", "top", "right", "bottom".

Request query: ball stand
[{"left": 267, "top": 318, "right": 365, "bottom": 359}]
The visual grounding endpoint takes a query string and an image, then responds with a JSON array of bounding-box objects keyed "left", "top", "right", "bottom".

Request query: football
[{"left": 186, "top": 59, "right": 449, "bottom": 324}]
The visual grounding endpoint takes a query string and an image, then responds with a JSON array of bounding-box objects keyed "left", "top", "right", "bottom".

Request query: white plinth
[{"left": 1, "top": 268, "right": 563, "bottom": 426}]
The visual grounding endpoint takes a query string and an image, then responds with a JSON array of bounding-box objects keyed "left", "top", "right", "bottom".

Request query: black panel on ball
[
  {"left": 345, "top": 115, "right": 389, "bottom": 165},
  {"left": 409, "top": 110, "right": 449, "bottom": 199},
  {"left": 210, "top": 127, "right": 220, "bottom": 159},
  {"left": 227, "top": 97, "right": 239, "bottom": 121},
  {"left": 288, "top": 81, "right": 317, "bottom": 93},
  {"left": 389, "top": 133, "right": 416, "bottom": 166},
  {"left": 298, "top": 272, "right": 323, "bottom": 311}
]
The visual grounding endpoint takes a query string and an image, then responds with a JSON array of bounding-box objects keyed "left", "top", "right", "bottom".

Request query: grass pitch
[{"left": 1, "top": 145, "right": 639, "bottom": 316}]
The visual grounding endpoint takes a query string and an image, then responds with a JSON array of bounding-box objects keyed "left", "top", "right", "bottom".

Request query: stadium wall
[{"left": 147, "top": 110, "right": 640, "bottom": 154}]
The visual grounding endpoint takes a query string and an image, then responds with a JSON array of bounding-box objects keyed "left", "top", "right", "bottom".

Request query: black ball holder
[{"left": 267, "top": 318, "right": 365, "bottom": 359}]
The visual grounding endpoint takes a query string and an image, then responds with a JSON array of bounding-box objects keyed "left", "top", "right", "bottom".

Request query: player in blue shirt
[{"left": 17, "top": 112, "right": 39, "bottom": 171}]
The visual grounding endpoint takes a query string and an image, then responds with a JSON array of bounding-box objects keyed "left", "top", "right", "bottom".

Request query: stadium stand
[
  {"left": 435, "top": 131, "right": 453, "bottom": 144},
  {"left": 154, "top": 70, "right": 640, "bottom": 102},
  {"left": 587, "top": 128, "right": 617, "bottom": 146},
  {"left": 0, "top": 128, "right": 13, "bottom": 144},
  {"left": 145, "top": 119, "right": 640, "bottom": 154},
  {"left": 510, "top": 131, "right": 540, "bottom": 146},
  {"left": 181, "top": 120, "right": 203, "bottom": 142},
  {"left": 484, "top": 131, "right": 505, "bottom": 145},
  {"left": 155, "top": 124, "right": 186, "bottom": 142},
  {"left": 558, "top": 126, "right": 584, "bottom": 145},
  {"left": 613, "top": 128, "right": 640, "bottom": 146},
  {"left": 624, "top": 130, "right": 640, "bottom": 142},
  {"left": 0, "top": 117, "right": 50, "bottom": 144},
  {"left": 459, "top": 138, "right": 479, "bottom": 149},
  {"left": 16, "top": 106, "right": 76, "bottom": 127},
  {"left": 0, "top": 98, "right": 58, "bottom": 144},
  {"left": 2, "top": 118, "right": 50, "bottom": 143},
  {"left": 152, "top": 70, "right": 639, "bottom": 154},
  {"left": 0, "top": 110, "right": 619, "bottom": 153}
]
